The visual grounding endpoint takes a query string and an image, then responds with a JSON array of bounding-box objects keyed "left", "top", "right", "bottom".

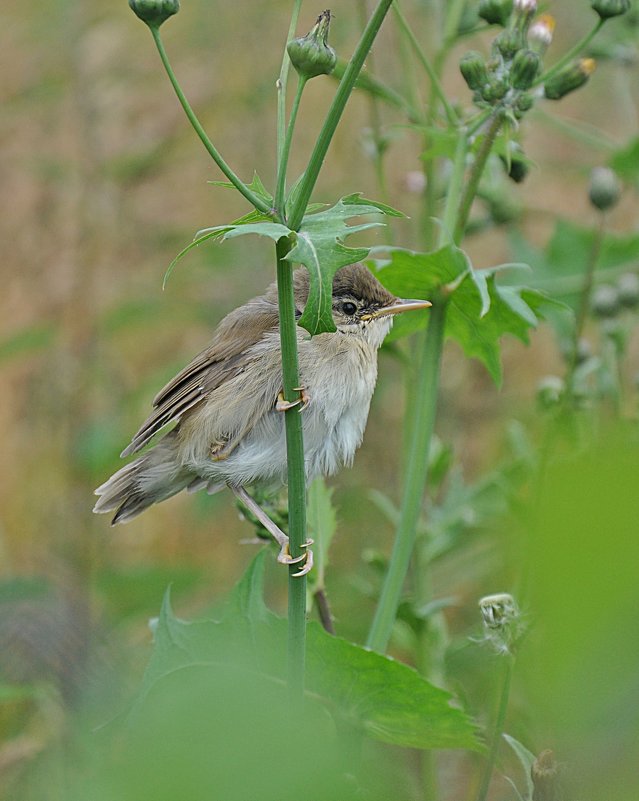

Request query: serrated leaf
[
  {"left": 135, "top": 553, "right": 480, "bottom": 751},
  {"left": 373, "top": 247, "right": 551, "bottom": 384},
  {"left": 208, "top": 171, "right": 273, "bottom": 203},
  {"left": 287, "top": 194, "right": 404, "bottom": 336}
]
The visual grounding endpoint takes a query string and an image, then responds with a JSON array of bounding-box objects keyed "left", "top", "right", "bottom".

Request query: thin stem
[
  {"left": 566, "top": 213, "right": 606, "bottom": 393},
  {"left": 454, "top": 110, "right": 505, "bottom": 243},
  {"left": 476, "top": 656, "right": 515, "bottom": 801},
  {"left": 392, "top": 2, "right": 459, "bottom": 127},
  {"left": 275, "top": 76, "right": 308, "bottom": 221},
  {"left": 288, "top": 0, "right": 395, "bottom": 230},
  {"left": 366, "top": 298, "right": 447, "bottom": 652},
  {"left": 533, "top": 19, "right": 604, "bottom": 87},
  {"left": 277, "top": 0, "right": 303, "bottom": 171},
  {"left": 275, "top": 237, "right": 308, "bottom": 701},
  {"left": 440, "top": 129, "right": 469, "bottom": 246},
  {"left": 149, "top": 26, "right": 272, "bottom": 216}
]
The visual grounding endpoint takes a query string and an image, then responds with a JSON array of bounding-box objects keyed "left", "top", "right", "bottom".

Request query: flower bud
[
  {"left": 536, "top": 376, "right": 565, "bottom": 409},
  {"left": 459, "top": 51, "right": 489, "bottom": 91},
  {"left": 591, "top": 283, "right": 620, "bottom": 318},
  {"left": 591, "top": 0, "right": 631, "bottom": 20},
  {"left": 511, "top": 49, "right": 541, "bottom": 89},
  {"left": 287, "top": 10, "right": 337, "bottom": 80},
  {"left": 128, "top": 0, "right": 179, "bottom": 27},
  {"left": 514, "top": 91, "right": 534, "bottom": 114},
  {"left": 617, "top": 273, "right": 639, "bottom": 308},
  {"left": 478, "top": 0, "right": 514, "bottom": 26},
  {"left": 495, "top": 28, "right": 524, "bottom": 58},
  {"left": 588, "top": 166, "right": 621, "bottom": 211},
  {"left": 528, "top": 14, "right": 555, "bottom": 54},
  {"left": 512, "top": 0, "right": 537, "bottom": 37},
  {"left": 543, "top": 58, "right": 596, "bottom": 100},
  {"left": 481, "top": 75, "right": 510, "bottom": 102}
]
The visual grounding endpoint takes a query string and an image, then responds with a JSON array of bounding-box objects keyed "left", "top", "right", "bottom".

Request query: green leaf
[
  {"left": 373, "top": 246, "right": 551, "bottom": 384},
  {"left": 288, "top": 194, "right": 405, "bottom": 335},
  {"left": 135, "top": 552, "right": 480, "bottom": 751},
  {"left": 163, "top": 220, "right": 290, "bottom": 288},
  {"left": 609, "top": 136, "right": 639, "bottom": 187},
  {"left": 208, "top": 171, "right": 273, "bottom": 203},
  {"left": 503, "top": 733, "right": 536, "bottom": 801}
]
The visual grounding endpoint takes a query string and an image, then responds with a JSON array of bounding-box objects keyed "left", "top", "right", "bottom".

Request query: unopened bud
[
  {"left": 287, "top": 10, "right": 337, "bottom": 80},
  {"left": 529, "top": 14, "right": 555, "bottom": 53},
  {"left": 128, "top": 0, "right": 179, "bottom": 27},
  {"left": 481, "top": 75, "right": 510, "bottom": 102},
  {"left": 588, "top": 166, "right": 621, "bottom": 211},
  {"left": 544, "top": 58, "right": 596, "bottom": 100},
  {"left": 514, "top": 91, "right": 535, "bottom": 115},
  {"left": 532, "top": 750, "right": 561, "bottom": 801},
  {"left": 591, "top": 283, "right": 620, "bottom": 318},
  {"left": 460, "top": 51, "right": 489, "bottom": 90},
  {"left": 591, "top": 0, "right": 631, "bottom": 20},
  {"left": 495, "top": 28, "right": 525, "bottom": 58},
  {"left": 511, "top": 49, "right": 541, "bottom": 88},
  {"left": 478, "top": 0, "right": 514, "bottom": 26},
  {"left": 617, "top": 273, "right": 639, "bottom": 308},
  {"left": 537, "top": 376, "right": 564, "bottom": 408}
]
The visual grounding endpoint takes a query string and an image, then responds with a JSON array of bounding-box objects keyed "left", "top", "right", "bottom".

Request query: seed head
[
  {"left": 478, "top": 593, "right": 523, "bottom": 654},
  {"left": 287, "top": 10, "right": 337, "bottom": 80}
]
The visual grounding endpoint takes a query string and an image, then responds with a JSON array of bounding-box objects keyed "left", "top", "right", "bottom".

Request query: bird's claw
[
  {"left": 277, "top": 538, "right": 315, "bottom": 577},
  {"left": 275, "top": 387, "right": 310, "bottom": 412}
]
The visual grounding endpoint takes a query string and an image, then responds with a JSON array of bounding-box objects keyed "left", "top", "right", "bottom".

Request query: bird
[{"left": 93, "top": 263, "right": 431, "bottom": 574}]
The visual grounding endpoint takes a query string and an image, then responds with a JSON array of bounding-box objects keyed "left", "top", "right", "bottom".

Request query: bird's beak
[{"left": 365, "top": 297, "right": 432, "bottom": 320}]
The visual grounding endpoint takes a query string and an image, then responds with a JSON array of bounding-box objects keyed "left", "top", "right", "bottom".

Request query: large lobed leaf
[
  {"left": 135, "top": 552, "right": 480, "bottom": 752},
  {"left": 372, "top": 245, "right": 558, "bottom": 385}
]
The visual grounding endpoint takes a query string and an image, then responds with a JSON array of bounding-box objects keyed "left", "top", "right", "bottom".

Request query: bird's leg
[
  {"left": 229, "top": 485, "right": 313, "bottom": 577},
  {"left": 275, "top": 386, "right": 310, "bottom": 412}
]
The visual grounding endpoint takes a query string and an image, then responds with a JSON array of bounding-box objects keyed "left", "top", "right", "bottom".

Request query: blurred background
[{"left": 1, "top": 0, "right": 638, "bottom": 798}]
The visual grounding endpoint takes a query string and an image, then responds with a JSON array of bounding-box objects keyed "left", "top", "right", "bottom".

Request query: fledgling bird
[{"left": 93, "top": 263, "right": 430, "bottom": 573}]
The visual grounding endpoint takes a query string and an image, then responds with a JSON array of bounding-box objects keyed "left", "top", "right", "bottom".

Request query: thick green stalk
[
  {"left": 149, "top": 26, "right": 273, "bottom": 216},
  {"left": 288, "top": 0, "right": 395, "bottom": 230},
  {"left": 368, "top": 111, "right": 504, "bottom": 653},
  {"left": 275, "top": 237, "right": 307, "bottom": 701},
  {"left": 275, "top": 76, "right": 308, "bottom": 221},
  {"left": 366, "top": 298, "right": 447, "bottom": 651},
  {"left": 476, "top": 656, "right": 515, "bottom": 801}
]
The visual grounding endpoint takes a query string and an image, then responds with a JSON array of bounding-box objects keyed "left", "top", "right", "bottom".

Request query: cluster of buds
[{"left": 461, "top": 0, "right": 630, "bottom": 119}]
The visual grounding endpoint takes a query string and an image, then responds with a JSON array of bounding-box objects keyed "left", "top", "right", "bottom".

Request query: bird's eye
[{"left": 341, "top": 301, "right": 357, "bottom": 316}]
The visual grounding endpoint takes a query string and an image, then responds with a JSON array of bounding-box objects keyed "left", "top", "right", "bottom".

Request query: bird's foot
[
  {"left": 275, "top": 387, "right": 310, "bottom": 412},
  {"left": 277, "top": 538, "right": 314, "bottom": 577},
  {"left": 229, "top": 485, "right": 314, "bottom": 577}
]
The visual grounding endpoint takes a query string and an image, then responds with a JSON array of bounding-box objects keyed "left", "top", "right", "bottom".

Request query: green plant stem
[
  {"left": 476, "top": 656, "right": 515, "bottom": 801},
  {"left": 454, "top": 110, "right": 505, "bottom": 243},
  {"left": 533, "top": 19, "right": 604, "bottom": 87},
  {"left": 149, "top": 26, "right": 273, "bottom": 216},
  {"left": 275, "top": 76, "right": 308, "bottom": 221},
  {"left": 441, "top": 130, "right": 469, "bottom": 244},
  {"left": 392, "top": 2, "right": 459, "bottom": 127},
  {"left": 366, "top": 298, "right": 447, "bottom": 652},
  {"left": 275, "top": 237, "right": 308, "bottom": 702},
  {"left": 288, "top": 0, "right": 395, "bottom": 230},
  {"left": 566, "top": 213, "right": 606, "bottom": 392},
  {"left": 277, "top": 0, "right": 303, "bottom": 170}
]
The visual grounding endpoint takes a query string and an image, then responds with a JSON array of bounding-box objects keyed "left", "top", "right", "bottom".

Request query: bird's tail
[{"left": 93, "top": 431, "right": 197, "bottom": 524}]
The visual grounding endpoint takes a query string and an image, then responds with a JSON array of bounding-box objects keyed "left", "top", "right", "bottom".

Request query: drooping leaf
[
  {"left": 288, "top": 194, "right": 405, "bottom": 335},
  {"left": 135, "top": 552, "right": 480, "bottom": 751}
]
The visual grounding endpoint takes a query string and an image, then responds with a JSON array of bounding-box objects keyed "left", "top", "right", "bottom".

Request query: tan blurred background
[{"left": 1, "top": 0, "right": 638, "bottom": 788}]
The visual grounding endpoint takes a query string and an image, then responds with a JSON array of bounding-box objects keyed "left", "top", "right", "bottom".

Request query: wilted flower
[
  {"left": 529, "top": 14, "right": 555, "bottom": 53},
  {"left": 478, "top": 593, "right": 524, "bottom": 654}
]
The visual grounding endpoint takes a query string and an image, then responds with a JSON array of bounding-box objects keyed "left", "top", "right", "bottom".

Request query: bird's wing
[{"left": 120, "top": 297, "right": 280, "bottom": 457}]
